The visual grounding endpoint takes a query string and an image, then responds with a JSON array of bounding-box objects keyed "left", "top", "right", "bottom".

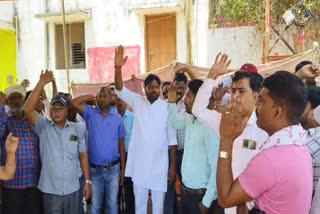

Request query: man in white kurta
[{"left": 114, "top": 45, "right": 177, "bottom": 214}]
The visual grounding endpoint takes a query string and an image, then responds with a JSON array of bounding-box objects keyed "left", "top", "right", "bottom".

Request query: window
[{"left": 55, "top": 23, "right": 86, "bottom": 69}]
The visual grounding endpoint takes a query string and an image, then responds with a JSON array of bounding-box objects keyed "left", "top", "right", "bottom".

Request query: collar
[
  {"left": 123, "top": 109, "right": 132, "bottom": 118},
  {"left": 95, "top": 107, "right": 116, "bottom": 116},
  {"left": 308, "top": 127, "right": 320, "bottom": 137},
  {"left": 247, "top": 110, "right": 257, "bottom": 125}
]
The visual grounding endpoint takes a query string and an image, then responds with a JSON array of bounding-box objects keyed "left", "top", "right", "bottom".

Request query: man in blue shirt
[
  {"left": 116, "top": 97, "right": 134, "bottom": 213},
  {"left": 167, "top": 80, "right": 223, "bottom": 214},
  {"left": 72, "top": 87, "right": 126, "bottom": 214},
  {"left": 24, "top": 71, "right": 92, "bottom": 214}
]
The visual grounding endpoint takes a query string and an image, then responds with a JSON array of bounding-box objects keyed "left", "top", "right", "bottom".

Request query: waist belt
[
  {"left": 90, "top": 159, "right": 120, "bottom": 170},
  {"left": 182, "top": 183, "right": 206, "bottom": 195}
]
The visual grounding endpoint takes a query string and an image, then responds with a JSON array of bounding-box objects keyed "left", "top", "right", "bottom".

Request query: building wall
[
  {"left": 0, "top": 1, "right": 16, "bottom": 91},
  {"left": 0, "top": 0, "right": 300, "bottom": 94},
  {"left": 193, "top": 0, "right": 295, "bottom": 69},
  {"left": 0, "top": 29, "right": 17, "bottom": 91},
  {"left": 10, "top": 0, "right": 188, "bottom": 93}
]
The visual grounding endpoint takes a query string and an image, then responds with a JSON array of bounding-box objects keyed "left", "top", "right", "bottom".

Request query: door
[{"left": 145, "top": 14, "right": 177, "bottom": 72}]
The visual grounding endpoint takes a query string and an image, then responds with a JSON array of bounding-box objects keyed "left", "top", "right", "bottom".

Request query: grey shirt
[{"left": 35, "top": 115, "right": 87, "bottom": 195}]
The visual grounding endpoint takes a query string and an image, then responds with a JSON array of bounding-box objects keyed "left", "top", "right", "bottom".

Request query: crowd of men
[{"left": 0, "top": 45, "right": 320, "bottom": 214}]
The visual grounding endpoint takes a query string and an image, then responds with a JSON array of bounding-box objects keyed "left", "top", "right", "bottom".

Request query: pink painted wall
[{"left": 87, "top": 45, "right": 141, "bottom": 83}]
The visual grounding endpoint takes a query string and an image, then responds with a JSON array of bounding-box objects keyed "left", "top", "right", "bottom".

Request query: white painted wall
[
  {"left": 193, "top": 0, "right": 296, "bottom": 69},
  {"left": 0, "top": 1, "right": 14, "bottom": 28}
]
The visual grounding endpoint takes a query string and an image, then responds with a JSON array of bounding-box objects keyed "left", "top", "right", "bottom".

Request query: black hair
[
  {"left": 263, "top": 71, "right": 307, "bottom": 124},
  {"left": 232, "top": 72, "right": 263, "bottom": 92},
  {"left": 306, "top": 86, "right": 320, "bottom": 109},
  {"left": 173, "top": 73, "right": 188, "bottom": 84},
  {"left": 188, "top": 79, "right": 204, "bottom": 96},
  {"left": 97, "top": 87, "right": 111, "bottom": 96},
  {"left": 25, "top": 90, "right": 32, "bottom": 100},
  {"left": 295, "top": 61, "right": 312, "bottom": 73},
  {"left": 161, "top": 81, "right": 171, "bottom": 90},
  {"left": 144, "top": 74, "right": 161, "bottom": 87}
]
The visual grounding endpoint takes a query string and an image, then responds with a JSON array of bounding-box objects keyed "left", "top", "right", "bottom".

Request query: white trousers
[{"left": 133, "top": 182, "right": 165, "bottom": 214}]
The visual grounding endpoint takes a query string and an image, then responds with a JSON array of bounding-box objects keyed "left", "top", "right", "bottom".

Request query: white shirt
[
  {"left": 116, "top": 87, "right": 177, "bottom": 192},
  {"left": 192, "top": 78, "right": 269, "bottom": 213}
]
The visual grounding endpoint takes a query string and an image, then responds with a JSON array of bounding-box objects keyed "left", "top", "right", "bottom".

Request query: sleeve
[
  {"left": 76, "top": 124, "right": 87, "bottom": 153},
  {"left": 82, "top": 105, "right": 93, "bottom": 122},
  {"left": 0, "top": 106, "right": 8, "bottom": 138},
  {"left": 115, "top": 87, "right": 141, "bottom": 110},
  {"left": 168, "top": 103, "right": 187, "bottom": 130},
  {"left": 118, "top": 118, "right": 126, "bottom": 139},
  {"left": 167, "top": 111, "right": 177, "bottom": 146},
  {"left": 42, "top": 99, "right": 50, "bottom": 114},
  {"left": 34, "top": 112, "right": 47, "bottom": 135},
  {"left": 238, "top": 152, "right": 277, "bottom": 198},
  {"left": 202, "top": 129, "right": 220, "bottom": 208},
  {"left": 192, "top": 78, "right": 222, "bottom": 133}
]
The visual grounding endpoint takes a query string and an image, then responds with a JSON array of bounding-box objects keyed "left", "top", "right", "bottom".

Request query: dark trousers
[
  {"left": 122, "top": 177, "right": 135, "bottom": 214},
  {"left": 1, "top": 187, "right": 43, "bottom": 214},
  {"left": 43, "top": 190, "right": 79, "bottom": 214},
  {"left": 181, "top": 185, "right": 224, "bottom": 214}
]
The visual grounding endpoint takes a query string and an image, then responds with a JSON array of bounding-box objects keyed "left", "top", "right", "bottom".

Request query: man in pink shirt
[{"left": 212, "top": 54, "right": 312, "bottom": 214}]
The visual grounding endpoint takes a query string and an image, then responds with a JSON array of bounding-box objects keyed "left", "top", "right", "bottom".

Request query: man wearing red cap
[{"left": 192, "top": 56, "right": 268, "bottom": 214}]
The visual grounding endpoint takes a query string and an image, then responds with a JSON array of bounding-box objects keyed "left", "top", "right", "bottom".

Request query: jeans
[
  {"left": 1, "top": 187, "right": 42, "bottom": 214},
  {"left": 90, "top": 163, "right": 120, "bottom": 214}
]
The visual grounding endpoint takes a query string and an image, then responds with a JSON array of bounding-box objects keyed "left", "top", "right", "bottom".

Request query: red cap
[{"left": 238, "top": 63, "right": 258, "bottom": 74}]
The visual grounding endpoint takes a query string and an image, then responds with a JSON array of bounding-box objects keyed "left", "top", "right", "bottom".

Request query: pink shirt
[{"left": 239, "top": 145, "right": 312, "bottom": 214}]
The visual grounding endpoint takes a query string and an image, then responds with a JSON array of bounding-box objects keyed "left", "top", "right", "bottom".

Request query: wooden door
[{"left": 145, "top": 14, "right": 177, "bottom": 72}]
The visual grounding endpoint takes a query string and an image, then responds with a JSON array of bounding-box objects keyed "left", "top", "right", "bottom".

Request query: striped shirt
[
  {"left": 307, "top": 127, "right": 320, "bottom": 195},
  {"left": 176, "top": 99, "right": 186, "bottom": 150},
  {"left": 0, "top": 106, "right": 40, "bottom": 189}
]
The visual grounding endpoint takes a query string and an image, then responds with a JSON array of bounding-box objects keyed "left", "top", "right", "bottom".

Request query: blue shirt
[
  {"left": 122, "top": 109, "right": 134, "bottom": 152},
  {"left": 83, "top": 105, "right": 125, "bottom": 165},
  {"left": 35, "top": 116, "right": 87, "bottom": 195},
  {"left": 168, "top": 103, "right": 220, "bottom": 208}
]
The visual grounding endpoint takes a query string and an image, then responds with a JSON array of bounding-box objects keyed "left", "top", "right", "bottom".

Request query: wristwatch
[
  {"left": 85, "top": 180, "right": 92, "bottom": 185},
  {"left": 219, "top": 151, "right": 231, "bottom": 159}
]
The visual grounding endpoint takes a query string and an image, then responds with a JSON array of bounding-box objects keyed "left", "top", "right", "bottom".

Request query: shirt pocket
[{"left": 66, "top": 140, "right": 79, "bottom": 160}]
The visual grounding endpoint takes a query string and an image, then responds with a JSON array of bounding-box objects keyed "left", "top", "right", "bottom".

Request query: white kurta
[
  {"left": 192, "top": 78, "right": 269, "bottom": 214},
  {"left": 116, "top": 87, "right": 177, "bottom": 192}
]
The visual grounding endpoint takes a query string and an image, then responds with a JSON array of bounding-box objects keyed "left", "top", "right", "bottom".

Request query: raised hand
[
  {"left": 299, "top": 64, "right": 320, "bottom": 79},
  {"left": 114, "top": 45, "right": 128, "bottom": 69},
  {"left": 0, "top": 92, "right": 8, "bottom": 106},
  {"left": 219, "top": 98, "right": 248, "bottom": 142},
  {"left": 208, "top": 53, "right": 232, "bottom": 80},
  {"left": 40, "top": 70, "right": 54, "bottom": 85},
  {"left": 20, "top": 79, "right": 30, "bottom": 89},
  {"left": 5, "top": 133, "right": 19, "bottom": 154},
  {"left": 167, "top": 85, "right": 177, "bottom": 103},
  {"left": 214, "top": 83, "right": 227, "bottom": 102}
]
